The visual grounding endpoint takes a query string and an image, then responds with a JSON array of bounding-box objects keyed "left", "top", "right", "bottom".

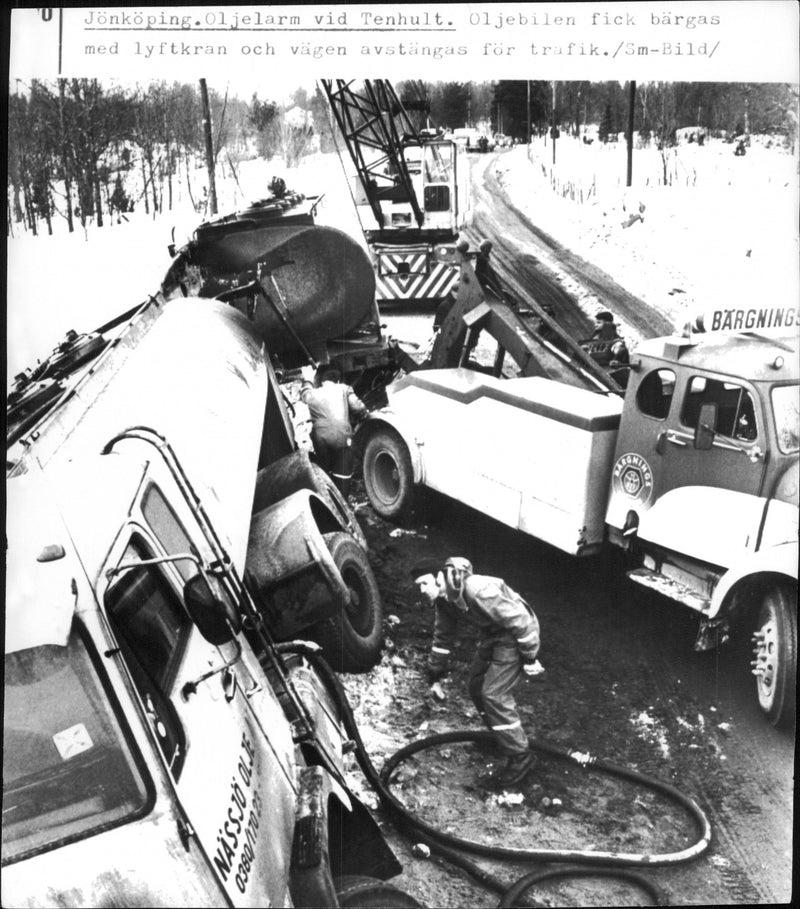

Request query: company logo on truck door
[
  {"left": 612, "top": 453, "right": 654, "bottom": 505},
  {"left": 213, "top": 731, "right": 264, "bottom": 894}
]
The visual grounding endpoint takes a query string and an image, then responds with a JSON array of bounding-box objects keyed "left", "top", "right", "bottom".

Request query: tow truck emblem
[{"left": 612, "top": 453, "right": 654, "bottom": 505}]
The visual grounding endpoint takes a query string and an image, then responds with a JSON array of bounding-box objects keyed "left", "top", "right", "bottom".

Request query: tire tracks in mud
[
  {"left": 619, "top": 590, "right": 792, "bottom": 905},
  {"left": 467, "top": 153, "right": 674, "bottom": 342}
]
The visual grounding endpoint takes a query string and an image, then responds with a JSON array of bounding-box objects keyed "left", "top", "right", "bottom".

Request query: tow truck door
[{"left": 659, "top": 370, "right": 767, "bottom": 498}]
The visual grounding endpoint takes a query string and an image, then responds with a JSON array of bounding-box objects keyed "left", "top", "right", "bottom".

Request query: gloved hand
[
  {"left": 523, "top": 660, "right": 545, "bottom": 677},
  {"left": 300, "top": 364, "right": 315, "bottom": 383}
]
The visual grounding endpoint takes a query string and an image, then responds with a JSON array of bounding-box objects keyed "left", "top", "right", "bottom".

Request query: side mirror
[
  {"left": 184, "top": 574, "right": 236, "bottom": 646},
  {"left": 695, "top": 402, "right": 717, "bottom": 450}
]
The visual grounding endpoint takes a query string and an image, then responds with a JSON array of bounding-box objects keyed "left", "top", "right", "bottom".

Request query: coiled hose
[{"left": 286, "top": 645, "right": 711, "bottom": 906}]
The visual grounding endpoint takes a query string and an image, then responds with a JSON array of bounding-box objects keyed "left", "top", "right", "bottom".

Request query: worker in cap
[
  {"left": 474, "top": 238, "right": 505, "bottom": 300},
  {"left": 300, "top": 364, "right": 368, "bottom": 498},
  {"left": 410, "top": 557, "right": 544, "bottom": 789},
  {"left": 592, "top": 310, "right": 620, "bottom": 341}
]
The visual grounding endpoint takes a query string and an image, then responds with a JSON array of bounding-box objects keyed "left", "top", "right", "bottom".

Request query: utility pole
[
  {"left": 626, "top": 80, "right": 636, "bottom": 187},
  {"left": 550, "top": 81, "right": 559, "bottom": 165},
  {"left": 526, "top": 80, "right": 531, "bottom": 145},
  {"left": 199, "top": 78, "right": 218, "bottom": 215}
]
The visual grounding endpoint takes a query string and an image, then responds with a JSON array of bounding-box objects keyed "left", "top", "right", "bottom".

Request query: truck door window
[
  {"left": 772, "top": 384, "right": 800, "bottom": 453},
  {"left": 3, "top": 626, "right": 150, "bottom": 864},
  {"left": 681, "top": 376, "right": 758, "bottom": 441},
  {"left": 636, "top": 368, "right": 675, "bottom": 419},
  {"left": 105, "top": 538, "right": 189, "bottom": 778},
  {"left": 141, "top": 483, "right": 196, "bottom": 584}
]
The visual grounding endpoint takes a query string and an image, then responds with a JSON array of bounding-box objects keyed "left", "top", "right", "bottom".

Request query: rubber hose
[
  {"left": 380, "top": 730, "right": 711, "bottom": 867},
  {"left": 498, "top": 866, "right": 666, "bottom": 908},
  {"left": 281, "top": 645, "right": 707, "bottom": 903}
]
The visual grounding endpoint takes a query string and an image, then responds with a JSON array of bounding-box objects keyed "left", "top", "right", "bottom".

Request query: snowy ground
[
  {"left": 7, "top": 136, "right": 799, "bottom": 382},
  {"left": 498, "top": 135, "right": 799, "bottom": 338}
]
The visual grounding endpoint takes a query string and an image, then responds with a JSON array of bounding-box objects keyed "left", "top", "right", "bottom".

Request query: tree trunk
[
  {"left": 23, "top": 181, "right": 37, "bottom": 236},
  {"left": 199, "top": 78, "right": 218, "bottom": 215},
  {"left": 141, "top": 154, "right": 150, "bottom": 215},
  {"left": 58, "top": 79, "right": 75, "bottom": 233}
]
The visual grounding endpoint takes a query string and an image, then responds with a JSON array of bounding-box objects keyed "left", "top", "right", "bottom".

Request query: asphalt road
[{"left": 374, "top": 149, "right": 794, "bottom": 906}]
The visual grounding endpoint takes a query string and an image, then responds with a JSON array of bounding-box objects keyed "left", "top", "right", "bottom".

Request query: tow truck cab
[
  {"left": 3, "top": 452, "right": 399, "bottom": 907},
  {"left": 606, "top": 330, "right": 798, "bottom": 582},
  {"left": 605, "top": 328, "right": 798, "bottom": 728}
]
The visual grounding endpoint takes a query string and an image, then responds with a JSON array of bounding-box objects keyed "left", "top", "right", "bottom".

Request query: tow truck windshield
[
  {"left": 2, "top": 626, "right": 150, "bottom": 864},
  {"left": 772, "top": 384, "right": 800, "bottom": 453}
]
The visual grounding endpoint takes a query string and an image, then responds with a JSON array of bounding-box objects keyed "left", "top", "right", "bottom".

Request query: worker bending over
[
  {"left": 300, "top": 364, "right": 368, "bottom": 498},
  {"left": 411, "top": 557, "right": 544, "bottom": 789}
]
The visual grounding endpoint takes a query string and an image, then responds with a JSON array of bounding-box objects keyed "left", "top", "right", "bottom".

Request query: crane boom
[
  {"left": 321, "top": 79, "right": 423, "bottom": 229},
  {"left": 319, "top": 79, "right": 472, "bottom": 307}
]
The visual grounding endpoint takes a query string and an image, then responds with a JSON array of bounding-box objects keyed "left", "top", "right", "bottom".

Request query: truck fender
[
  {"left": 357, "top": 411, "right": 425, "bottom": 484},
  {"left": 253, "top": 449, "right": 366, "bottom": 549},
  {"left": 708, "top": 540, "right": 798, "bottom": 620},
  {"left": 245, "top": 489, "right": 351, "bottom": 639}
]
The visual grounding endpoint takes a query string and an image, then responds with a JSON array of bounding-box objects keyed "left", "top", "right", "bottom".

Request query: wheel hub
[
  {"left": 375, "top": 451, "right": 400, "bottom": 501},
  {"left": 752, "top": 618, "right": 778, "bottom": 705}
]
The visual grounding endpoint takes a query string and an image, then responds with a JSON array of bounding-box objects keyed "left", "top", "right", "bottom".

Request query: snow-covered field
[
  {"left": 7, "top": 136, "right": 799, "bottom": 383},
  {"left": 503, "top": 134, "right": 799, "bottom": 334}
]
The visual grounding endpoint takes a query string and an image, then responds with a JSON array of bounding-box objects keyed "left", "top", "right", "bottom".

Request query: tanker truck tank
[{"left": 163, "top": 201, "right": 379, "bottom": 364}]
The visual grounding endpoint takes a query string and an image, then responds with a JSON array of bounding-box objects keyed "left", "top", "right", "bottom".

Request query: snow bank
[{"left": 497, "top": 137, "right": 799, "bottom": 338}]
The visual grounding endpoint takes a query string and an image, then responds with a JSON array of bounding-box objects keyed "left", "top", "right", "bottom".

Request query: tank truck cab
[{"left": 3, "top": 439, "right": 402, "bottom": 906}]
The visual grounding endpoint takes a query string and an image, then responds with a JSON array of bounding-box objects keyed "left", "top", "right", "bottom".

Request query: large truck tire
[
  {"left": 362, "top": 427, "right": 415, "bottom": 523},
  {"left": 308, "top": 533, "right": 384, "bottom": 673},
  {"left": 753, "top": 583, "right": 797, "bottom": 729},
  {"left": 335, "top": 875, "right": 424, "bottom": 908}
]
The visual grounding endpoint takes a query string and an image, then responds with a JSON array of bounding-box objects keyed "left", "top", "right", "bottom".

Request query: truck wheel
[
  {"left": 335, "top": 875, "right": 423, "bottom": 908},
  {"left": 752, "top": 584, "right": 797, "bottom": 729},
  {"left": 309, "top": 533, "right": 383, "bottom": 673},
  {"left": 363, "top": 428, "right": 415, "bottom": 522}
]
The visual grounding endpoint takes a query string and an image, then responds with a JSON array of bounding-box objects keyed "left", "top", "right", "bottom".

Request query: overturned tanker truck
[
  {"left": 164, "top": 190, "right": 416, "bottom": 404},
  {"left": 3, "top": 193, "right": 421, "bottom": 906}
]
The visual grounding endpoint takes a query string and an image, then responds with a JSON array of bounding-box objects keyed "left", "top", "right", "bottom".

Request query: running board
[{"left": 627, "top": 568, "right": 711, "bottom": 613}]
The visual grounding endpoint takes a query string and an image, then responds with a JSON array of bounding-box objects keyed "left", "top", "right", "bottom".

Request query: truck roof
[{"left": 637, "top": 331, "right": 799, "bottom": 383}]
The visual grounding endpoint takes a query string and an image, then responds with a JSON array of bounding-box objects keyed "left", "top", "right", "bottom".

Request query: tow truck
[
  {"left": 359, "top": 254, "right": 799, "bottom": 729},
  {"left": 320, "top": 79, "right": 472, "bottom": 307},
  {"left": 3, "top": 205, "right": 419, "bottom": 905}
]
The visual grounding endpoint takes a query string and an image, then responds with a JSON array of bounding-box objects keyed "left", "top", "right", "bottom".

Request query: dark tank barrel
[{"left": 165, "top": 215, "right": 377, "bottom": 354}]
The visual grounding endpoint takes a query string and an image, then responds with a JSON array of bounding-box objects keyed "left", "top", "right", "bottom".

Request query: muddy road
[{"left": 341, "top": 151, "right": 794, "bottom": 907}]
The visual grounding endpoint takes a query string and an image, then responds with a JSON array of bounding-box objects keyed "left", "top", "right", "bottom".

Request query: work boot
[
  {"left": 469, "top": 735, "right": 501, "bottom": 758},
  {"left": 478, "top": 751, "right": 537, "bottom": 790}
]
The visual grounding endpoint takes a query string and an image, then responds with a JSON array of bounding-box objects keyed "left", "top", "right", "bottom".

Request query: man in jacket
[
  {"left": 300, "top": 364, "right": 368, "bottom": 498},
  {"left": 411, "top": 557, "right": 544, "bottom": 789}
]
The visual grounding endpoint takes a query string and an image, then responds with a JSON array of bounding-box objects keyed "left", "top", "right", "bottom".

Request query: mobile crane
[{"left": 320, "top": 79, "right": 472, "bottom": 308}]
